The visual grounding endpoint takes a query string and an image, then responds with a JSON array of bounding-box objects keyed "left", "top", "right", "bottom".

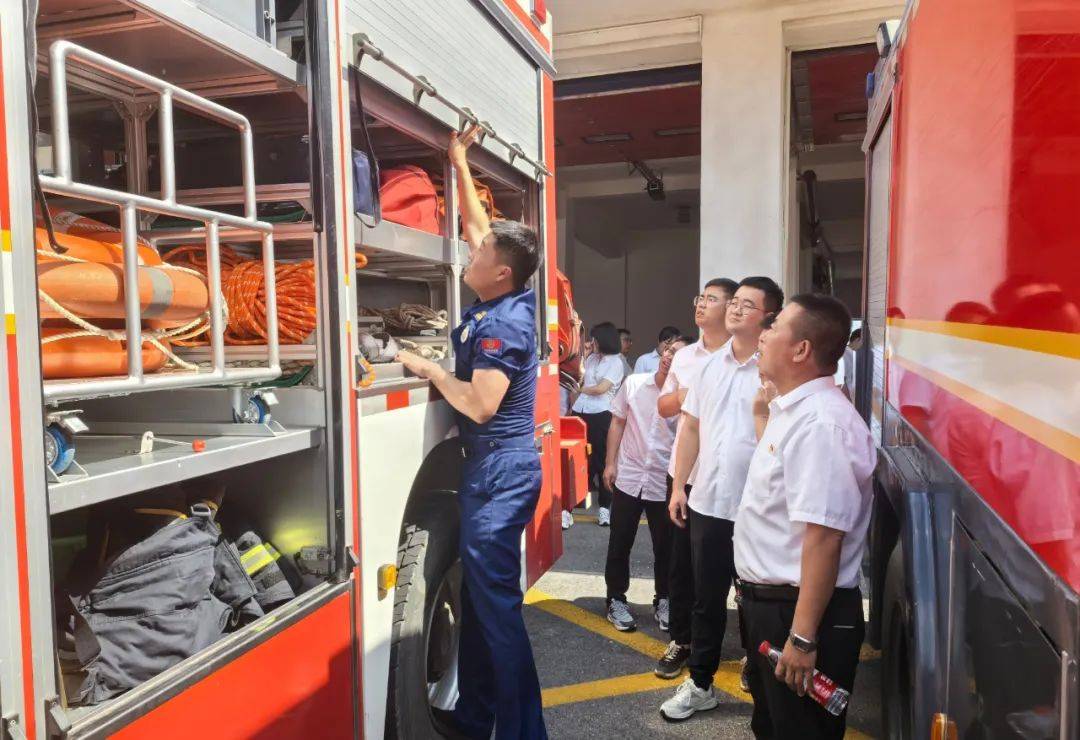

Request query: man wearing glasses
[
  {"left": 653, "top": 277, "right": 737, "bottom": 680},
  {"left": 660, "top": 276, "right": 785, "bottom": 721}
]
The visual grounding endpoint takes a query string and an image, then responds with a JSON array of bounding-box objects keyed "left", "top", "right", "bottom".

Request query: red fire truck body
[{"left": 862, "top": 1, "right": 1079, "bottom": 737}]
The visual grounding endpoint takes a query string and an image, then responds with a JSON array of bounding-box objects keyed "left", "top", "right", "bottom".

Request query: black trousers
[
  {"left": 687, "top": 507, "right": 737, "bottom": 689},
  {"left": 604, "top": 486, "right": 672, "bottom": 602},
  {"left": 742, "top": 586, "right": 865, "bottom": 740},
  {"left": 578, "top": 411, "right": 613, "bottom": 509},
  {"left": 666, "top": 475, "right": 693, "bottom": 646}
]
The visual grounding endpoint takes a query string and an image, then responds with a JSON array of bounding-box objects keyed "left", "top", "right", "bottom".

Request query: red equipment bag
[
  {"left": 379, "top": 165, "right": 440, "bottom": 234},
  {"left": 556, "top": 269, "right": 583, "bottom": 391}
]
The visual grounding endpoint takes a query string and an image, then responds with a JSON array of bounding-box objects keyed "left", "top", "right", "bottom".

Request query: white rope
[{"left": 38, "top": 289, "right": 202, "bottom": 371}]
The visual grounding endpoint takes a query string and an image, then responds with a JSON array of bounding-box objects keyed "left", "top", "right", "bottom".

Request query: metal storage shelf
[
  {"left": 48, "top": 425, "right": 321, "bottom": 514},
  {"left": 177, "top": 344, "right": 318, "bottom": 364},
  {"left": 358, "top": 218, "right": 464, "bottom": 266},
  {"left": 37, "top": 0, "right": 303, "bottom": 100}
]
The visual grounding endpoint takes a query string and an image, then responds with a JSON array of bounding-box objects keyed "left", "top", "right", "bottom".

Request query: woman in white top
[{"left": 572, "top": 322, "right": 626, "bottom": 525}]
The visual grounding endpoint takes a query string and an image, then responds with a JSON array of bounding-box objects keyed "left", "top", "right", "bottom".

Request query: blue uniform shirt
[{"left": 452, "top": 287, "right": 538, "bottom": 439}]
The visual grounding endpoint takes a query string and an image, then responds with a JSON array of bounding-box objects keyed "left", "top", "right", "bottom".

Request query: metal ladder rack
[{"left": 38, "top": 40, "right": 282, "bottom": 402}]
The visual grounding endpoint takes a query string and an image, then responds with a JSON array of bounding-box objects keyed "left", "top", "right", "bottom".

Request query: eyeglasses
[
  {"left": 693, "top": 295, "right": 730, "bottom": 307},
  {"left": 729, "top": 300, "right": 763, "bottom": 315}
]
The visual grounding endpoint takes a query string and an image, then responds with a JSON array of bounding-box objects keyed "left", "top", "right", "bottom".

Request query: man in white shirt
[
  {"left": 633, "top": 326, "right": 682, "bottom": 374},
  {"left": 660, "top": 276, "right": 785, "bottom": 721},
  {"left": 653, "top": 277, "right": 737, "bottom": 680},
  {"left": 735, "top": 294, "right": 875, "bottom": 740},
  {"left": 601, "top": 337, "right": 690, "bottom": 633}
]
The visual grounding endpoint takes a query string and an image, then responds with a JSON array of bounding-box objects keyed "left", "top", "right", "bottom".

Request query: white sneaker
[
  {"left": 654, "top": 598, "right": 670, "bottom": 632},
  {"left": 597, "top": 507, "right": 611, "bottom": 526},
  {"left": 607, "top": 598, "right": 636, "bottom": 632},
  {"left": 659, "top": 677, "right": 719, "bottom": 721},
  {"left": 561, "top": 510, "right": 574, "bottom": 530}
]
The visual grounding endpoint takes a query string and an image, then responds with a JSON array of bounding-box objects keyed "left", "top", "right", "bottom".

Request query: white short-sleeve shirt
[
  {"left": 572, "top": 353, "right": 625, "bottom": 414},
  {"left": 734, "top": 376, "right": 876, "bottom": 589},
  {"left": 610, "top": 372, "right": 676, "bottom": 501},
  {"left": 661, "top": 339, "right": 721, "bottom": 485},
  {"left": 681, "top": 340, "right": 761, "bottom": 520},
  {"left": 633, "top": 350, "right": 661, "bottom": 375}
]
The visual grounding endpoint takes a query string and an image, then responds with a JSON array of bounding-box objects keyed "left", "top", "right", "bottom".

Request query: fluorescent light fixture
[
  {"left": 655, "top": 126, "right": 700, "bottom": 137},
  {"left": 582, "top": 133, "right": 632, "bottom": 144},
  {"left": 835, "top": 111, "right": 867, "bottom": 122}
]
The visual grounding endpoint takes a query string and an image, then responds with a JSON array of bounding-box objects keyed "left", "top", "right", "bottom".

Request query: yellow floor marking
[
  {"left": 525, "top": 588, "right": 668, "bottom": 658},
  {"left": 543, "top": 671, "right": 673, "bottom": 708},
  {"left": 525, "top": 588, "right": 875, "bottom": 739}
]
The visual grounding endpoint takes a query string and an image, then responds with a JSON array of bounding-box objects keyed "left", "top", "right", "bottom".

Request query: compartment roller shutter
[{"left": 347, "top": 0, "right": 541, "bottom": 177}]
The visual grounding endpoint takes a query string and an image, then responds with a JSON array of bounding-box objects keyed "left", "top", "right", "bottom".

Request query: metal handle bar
[{"left": 355, "top": 34, "right": 552, "bottom": 179}]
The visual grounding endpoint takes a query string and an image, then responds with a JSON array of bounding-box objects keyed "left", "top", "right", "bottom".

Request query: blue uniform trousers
[{"left": 452, "top": 434, "right": 548, "bottom": 740}]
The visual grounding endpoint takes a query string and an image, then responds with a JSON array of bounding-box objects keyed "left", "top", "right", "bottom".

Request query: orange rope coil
[{"left": 163, "top": 245, "right": 317, "bottom": 346}]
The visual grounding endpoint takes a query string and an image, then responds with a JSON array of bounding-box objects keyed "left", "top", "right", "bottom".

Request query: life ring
[
  {"left": 39, "top": 208, "right": 154, "bottom": 251},
  {"left": 40, "top": 328, "right": 169, "bottom": 379},
  {"left": 37, "top": 261, "right": 210, "bottom": 327},
  {"left": 35, "top": 227, "right": 162, "bottom": 266}
]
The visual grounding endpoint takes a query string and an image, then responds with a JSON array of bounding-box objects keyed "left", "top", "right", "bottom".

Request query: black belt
[{"left": 735, "top": 579, "right": 860, "bottom": 603}]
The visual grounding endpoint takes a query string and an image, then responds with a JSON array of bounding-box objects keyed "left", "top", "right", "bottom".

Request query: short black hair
[
  {"left": 703, "top": 277, "right": 738, "bottom": 298},
  {"left": 737, "top": 276, "right": 784, "bottom": 316},
  {"left": 618, "top": 328, "right": 631, "bottom": 337},
  {"left": 591, "top": 322, "right": 622, "bottom": 355},
  {"left": 490, "top": 220, "right": 540, "bottom": 290},
  {"left": 788, "top": 293, "right": 852, "bottom": 375},
  {"left": 657, "top": 326, "right": 681, "bottom": 343}
]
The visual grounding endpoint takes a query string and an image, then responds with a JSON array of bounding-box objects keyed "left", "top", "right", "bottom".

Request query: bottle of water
[{"left": 758, "top": 641, "right": 850, "bottom": 716}]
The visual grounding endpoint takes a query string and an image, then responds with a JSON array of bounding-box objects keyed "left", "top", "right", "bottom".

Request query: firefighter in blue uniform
[{"left": 396, "top": 125, "right": 547, "bottom": 740}]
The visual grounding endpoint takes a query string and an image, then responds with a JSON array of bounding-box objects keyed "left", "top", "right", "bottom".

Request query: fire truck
[
  {"left": 860, "top": 1, "right": 1079, "bottom": 737},
  {"left": 0, "top": 1, "right": 578, "bottom": 738}
]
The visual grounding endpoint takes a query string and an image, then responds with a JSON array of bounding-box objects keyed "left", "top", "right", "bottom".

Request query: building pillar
[{"left": 699, "top": 8, "right": 787, "bottom": 286}]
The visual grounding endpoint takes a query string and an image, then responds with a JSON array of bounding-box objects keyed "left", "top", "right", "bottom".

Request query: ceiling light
[
  {"left": 655, "top": 126, "right": 700, "bottom": 137},
  {"left": 834, "top": 111, "right": 867, "bottom": 122},
  {"left": 582, "top": 133, "right": 632, "bottom": 144}
]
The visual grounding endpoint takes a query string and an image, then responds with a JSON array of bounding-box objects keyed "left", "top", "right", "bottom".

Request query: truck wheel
[
  {"left": 881, "top": 546, "right": 914, "bottom": 739},
  {"left": 386, "top": 497, "right": 462, "bottom": 739}
]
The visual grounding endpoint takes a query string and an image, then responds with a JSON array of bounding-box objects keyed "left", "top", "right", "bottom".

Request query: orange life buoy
[
  {"left": 40, "top": 328, "right": 169, "bottom": 379},
  {"left": 35, "top": 228, "right": 162, "bottom": 266},
  {"left": 39, "top": 208, "right": 154, "bottom": 251},
  {"left": 38, "top": 261, "right": 209, "bottom": 326}
]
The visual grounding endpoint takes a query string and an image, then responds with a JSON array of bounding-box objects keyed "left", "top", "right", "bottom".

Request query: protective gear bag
[{"left": 64, "top": 503, "right": 263, "bottom": 705}]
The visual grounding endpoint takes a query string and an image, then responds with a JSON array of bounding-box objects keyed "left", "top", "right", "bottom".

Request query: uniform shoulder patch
[{"left": 480, "top": 338, "right": 502, "bottom": 353}]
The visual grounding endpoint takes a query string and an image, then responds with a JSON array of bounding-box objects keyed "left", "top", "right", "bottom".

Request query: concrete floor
[{"left": 524, "top": 509, "right": 882, "bottom": 740}]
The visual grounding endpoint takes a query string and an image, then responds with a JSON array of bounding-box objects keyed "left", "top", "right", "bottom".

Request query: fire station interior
[
  {"left": 19, "top": 0, "right": 526, "bottom": 728},
  {"left": 788, "top": 45, "right": 879, "bottom": 320},
  {"left": 555, "top": 67, "right": 701, "bottom": 345}
]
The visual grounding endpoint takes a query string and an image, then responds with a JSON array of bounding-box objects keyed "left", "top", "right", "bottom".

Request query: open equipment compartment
[
  {"left": 349, "top": 61, "right": 545, "bottom": 392},
  {"left": 27, "top": 4, "right": 348, "bottom": 735}
]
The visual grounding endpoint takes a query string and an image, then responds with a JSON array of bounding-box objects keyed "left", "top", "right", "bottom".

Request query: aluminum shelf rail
[
  {"left": 354, "top": 33, "right": 552, "bottom": 181},
  {"left": 39, "top": 41, "right": 281, "bottom": 402},
  {"left": 48, "top": 425, "right": 321, "bottom": 514}
]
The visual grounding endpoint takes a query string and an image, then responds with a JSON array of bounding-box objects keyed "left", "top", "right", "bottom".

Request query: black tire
[
  {"left": 385, "top": 495, "right": 462, "bottom": 739},
  {"left": 881, "top": 545, "right": 914, "bottom": 739}
]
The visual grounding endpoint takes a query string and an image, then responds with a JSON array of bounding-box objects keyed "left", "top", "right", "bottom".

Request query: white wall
[
  {"left": 697, "top": 0, "right": 904, "bottom": 288},
  {"left": 562, "top": 188, "right": 700, "bottom": 360}
]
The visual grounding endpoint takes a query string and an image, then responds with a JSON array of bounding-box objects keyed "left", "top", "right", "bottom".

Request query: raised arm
[{"left": 448, "top": 125, "right": 491, "bottom": 252}]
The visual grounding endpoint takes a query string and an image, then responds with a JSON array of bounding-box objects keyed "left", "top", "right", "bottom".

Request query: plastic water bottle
[{"left": 758, "top": 641, "right": 850, "bottom": 716}]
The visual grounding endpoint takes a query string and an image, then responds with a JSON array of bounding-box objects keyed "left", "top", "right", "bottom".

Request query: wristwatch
[{"left": 789, "top": 631, "right": 818, "bottom": 653}]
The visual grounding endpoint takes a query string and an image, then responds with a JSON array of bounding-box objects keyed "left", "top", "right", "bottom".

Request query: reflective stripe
[
  {"left": 142, "top": 267, "right": 175, "bottom": 318},
  {"left": 240, "top": 542, "right": 281, "bottom": 574}
]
